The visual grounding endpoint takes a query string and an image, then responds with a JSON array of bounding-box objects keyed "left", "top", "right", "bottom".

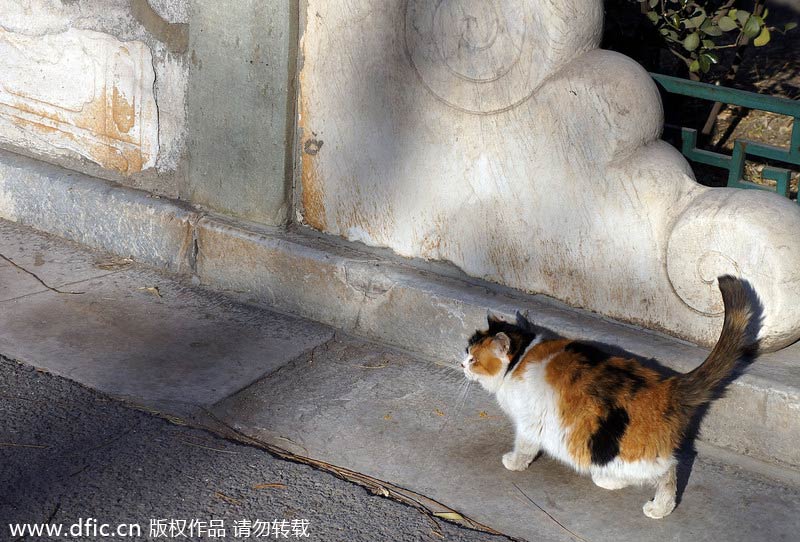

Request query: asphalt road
[{"left": 0, "top": 356, "right": 509, "bottom": 542}]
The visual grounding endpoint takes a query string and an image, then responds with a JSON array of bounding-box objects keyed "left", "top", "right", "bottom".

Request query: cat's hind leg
[
  {"left": 591, "top": 473, "right": 630, "bottom": 490},
  {"left": 502, "top": 430, "right": 540, "bottom": 471},
  {"left": 643, "top": 464, "right": 677, "bottom": 519}
]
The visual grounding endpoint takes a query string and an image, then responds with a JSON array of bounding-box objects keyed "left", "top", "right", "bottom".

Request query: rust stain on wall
[
  {"left": 111, "top": 87, "right": 136, "bottom": 134},
  {"left": 301, "top": 142, "right": 327, "bottom": 231},
  {"left": 298, "top": 70, "right": 327, "bottom": 230},
  {"left": 0, "top": 28, "right": 157, "bottom": 175},
  {"left": 75, "top": 87, "right": 145, "bottom": 174},
  {"left": 8, "top": 86, "right": 146, "bottom": 174}
]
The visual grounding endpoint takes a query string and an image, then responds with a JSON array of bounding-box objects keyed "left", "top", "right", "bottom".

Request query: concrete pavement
[
  {"left": 1, "top": 218, "right": 799, "bottom": 541},
  {"left": 0, "top": 356, "right": 506, "bottom": 542}
]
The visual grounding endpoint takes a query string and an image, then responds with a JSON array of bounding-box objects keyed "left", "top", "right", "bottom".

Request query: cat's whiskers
[
  {"left": 419, "top": 376, "right": 471, "bottom": 471},
  {"left": 452, "top": 378, "right": 472, "bottom": 418}
]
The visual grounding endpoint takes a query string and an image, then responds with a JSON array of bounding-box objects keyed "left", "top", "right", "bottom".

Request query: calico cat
[{"left": 462, "top": 275, "right": 753, "bottom": 518}]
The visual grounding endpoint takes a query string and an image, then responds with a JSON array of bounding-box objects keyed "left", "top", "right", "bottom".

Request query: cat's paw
[
  {"left": 502, "top": 451, "right": 532, "bottom": 471},
  {"left": 642, "top": 499, "right": 676, "bottom": 519}
]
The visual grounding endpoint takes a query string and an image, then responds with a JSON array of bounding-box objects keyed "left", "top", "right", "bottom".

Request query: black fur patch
[
  {"left": 602, "top": 364, "right": 646, "bottom": 395},
  {"left": 569, "top": 343, "right": 646, "bottom": 400},
  {"left": 468, "top": 317, "right": 536, "bottom": 376},
  {"left": 565, "top": 342, "right": 609, "bottom": 366},
  {"left": 589, "top": 406, "right": 630, "bottom": 465},
  {"left": 468, "top": 330, "right": 487, "bottom": 347}
]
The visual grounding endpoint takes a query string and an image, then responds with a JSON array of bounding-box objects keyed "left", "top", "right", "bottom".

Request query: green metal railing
[{"left": 651, "top": 73, "right": 800, "bottom": 201}]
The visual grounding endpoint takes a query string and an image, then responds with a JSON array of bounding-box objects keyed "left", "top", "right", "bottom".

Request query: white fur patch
[{"left": 490, "top": 355, "right": 674, "bottom": 482}]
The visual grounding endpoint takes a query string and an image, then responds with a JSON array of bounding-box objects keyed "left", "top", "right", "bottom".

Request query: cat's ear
[
  {"left": 515, "top": 310, "right": 533, "bottom": 330},
  {"left": 494, "top": 332, "right": 511, "bottom": 353},
  {"left": 487, "top": 309, "right": 504, "bottom": 329}
]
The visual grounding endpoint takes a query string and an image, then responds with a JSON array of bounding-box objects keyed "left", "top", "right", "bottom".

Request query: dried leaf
[
  {"left": 434, "top": 408, "right": 445, "bottom": 417},
  {"left": 358, "top": 363, "right": 388, "bottom": 369},
  {"left": 139, "top": 286, "right": 162, "bottom": 298},
  {"left": 433, "top": 512, "right": 464, "bottom": 521},
  {"left": 478, "top": 411, "right": 489, "bottom": 418},
  {"left": 95, "top": 257, "right": 134, "bottom": 270},
  {"left": 371, "top": 485, "right": 390, "bottom": 497},
  {"left": 213, "top": 491, "right": 241, "bottom": 505}
]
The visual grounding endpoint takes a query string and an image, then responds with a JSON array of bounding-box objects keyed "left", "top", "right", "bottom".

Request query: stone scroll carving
[
  {"left": 298, "top": 0, "right": 800, "bottom": 351},
  {"left": 0, "top": 27, "right": 158, "bottom": 174}
]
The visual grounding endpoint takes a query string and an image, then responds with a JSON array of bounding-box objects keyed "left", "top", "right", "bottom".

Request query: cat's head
[{"left": 462, "top": 311, "right": 535, "bottom": 393}]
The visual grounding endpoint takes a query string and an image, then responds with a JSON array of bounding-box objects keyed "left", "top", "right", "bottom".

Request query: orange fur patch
[
  {"left": 618, "top": 378, "right": 682, "bottom": 462},
  {"left": 469, "top": 338, "right": 503, "bottom": 377},
  {"left": 512, "top": 339, "right": 570, "bottom": 380},
  {"left": 543, "top": 342, "right": 684, "bottom": 467}
]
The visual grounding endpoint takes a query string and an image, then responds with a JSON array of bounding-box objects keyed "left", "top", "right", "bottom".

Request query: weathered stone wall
[
  {"left": 0, "top": 0, "right": 294, "bottom": 225},
  {"left": 296, "top": 0, "right": 800, "bottom": 351},
  {"left": 187, "top": 0, "right": 295, "bottom": 224},
  {"left": 4, "top": 1, "right": 800, "bottom": 351},
  {"left": 0, "top": 0, "right": 188, "bottom": 196}
]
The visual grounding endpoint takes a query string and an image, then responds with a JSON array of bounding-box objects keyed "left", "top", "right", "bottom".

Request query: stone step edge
[{"left": 1, "top": 148, "right": 798, "bottom": 470}]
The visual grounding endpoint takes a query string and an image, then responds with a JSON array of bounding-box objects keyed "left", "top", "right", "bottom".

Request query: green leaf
[
  {"left": 736, "top": 10, "right": 750, "bottom": 25},
  {"left": 649, "top": 0, "right": 659, "bottom": 8},
  {"left": 683, "top": 32, "right": 701, "bottom": 51},
  {"left": 784, "top": 22, "right": 798, "bottom": 31},
  {"left": 753, "top": 26, "right": 771, "bottom": 46},
  {"left": 762, "top": 8, "right": 769, "bottom": 20},
  {"left": 702, "top": 39, "right": 716, "bottom": 49},
  {"left": 703, "top": 24, "right": 723, "bottom": 37},
  {"left": 671, "top": 14, "right": 681, "bottom": 28},
  {"left": 718, "top": 16, "right": 738, "bottom": 32},
  {"left": 728, "top": 9, "right": 738, "bottom": 19},
  {"left": 689, "top": 59, "right": 701, "bottom": 72},
  {"left": 646, "top": 10, "right": 659, "bottom": 23},
  {"left": 688, "top": 14, "right": 706, "bottom": 29},
  {"left": 743, "top": 16, "right": 762, "bottom": 38},
  {"left": 702, "top": 52, "right": 719, "bottom": 65},
  {"left": 698, "top": 54, "right": 711, "bottom": 73}
]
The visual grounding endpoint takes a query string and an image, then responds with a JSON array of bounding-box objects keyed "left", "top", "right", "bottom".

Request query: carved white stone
[
  {"left": 299, "top": 0, "right": 800, "bottom": 351},
  {"left": 405, "top": 0, "right": 600, "bottom": 114},
  {"left": 0, "top": 27, "right": 158, "bottom": 174}
]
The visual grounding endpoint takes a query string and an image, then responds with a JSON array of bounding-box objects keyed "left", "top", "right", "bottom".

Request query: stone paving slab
[
  {"left": 212, "top": 337, "right": 800, "bottom": 542},
  {"left": 0, "top": 220, "right": 115, "bottom": 301},
  {"left": 0, "top": 223, "right": 333, "bottom": 408}
]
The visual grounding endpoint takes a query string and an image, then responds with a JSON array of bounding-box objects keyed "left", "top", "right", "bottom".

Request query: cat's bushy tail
[{"left": 675, "top": 275, "right": 754, "bottom": 410}]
